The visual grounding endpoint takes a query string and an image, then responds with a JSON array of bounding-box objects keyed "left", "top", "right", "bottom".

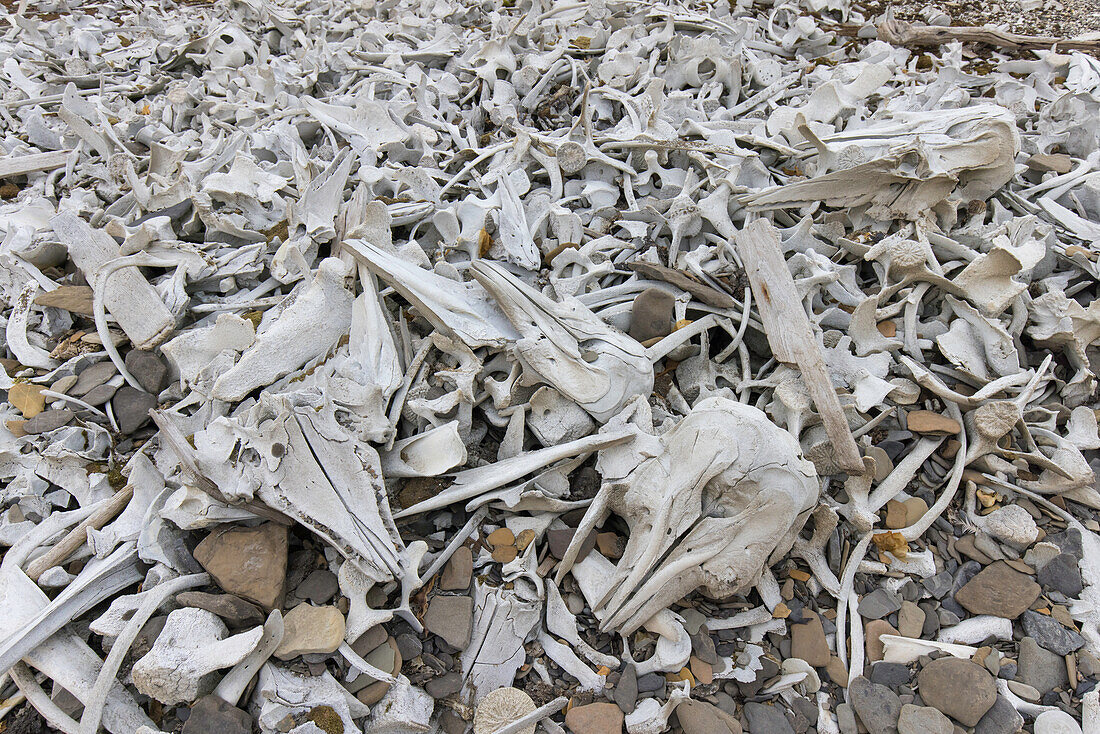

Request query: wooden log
[
  {"left": 878, "top": 18, "right": 1100, "bottom": 53},
  {"left": 736, "top": 219, "right": 865, "bottom": 474},
  {"left": 24, "top": 486, "right": 134, "bottom": 582},
  {"left": 0, "top": 150, "right": 70, "bottom": 179}
]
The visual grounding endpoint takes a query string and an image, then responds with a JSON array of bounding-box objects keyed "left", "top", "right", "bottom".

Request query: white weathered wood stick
[
  {"left": 736, "top": 219, "right": 864, "bottom": 474},
  {"left": 494, "top": 697, "right": 569, "bottom": 734},
  {"left": 24, "top": 485, "right": 134, "bottom": 582},
  {"left": 49, "top": 212, "right": 175, "bottom": 350},
  {"left": 0, "top": 150, "right": 71, "bottom": 179}
]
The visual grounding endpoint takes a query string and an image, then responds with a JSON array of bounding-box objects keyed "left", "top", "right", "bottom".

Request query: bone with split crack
[
  {"left": 190, "top": 395, "right": 406, "bottom": 587},
  {"left": 211, "top": 257, "right": 354, "bottom": 402},
  {"left": 746, "top": 105, "right": 1019, "bottom": 223},
  {"left": 392, "top": 428, "right": 635, "bottom": 518},
  {"left": 470, "top": 259, "right": 654, "bottom": 422},
  {"left": 556, "top": 396, "right": 818, "bottom": 634},
  {"left": 343, "top": 238, "right": 519, "bottom": 349}
]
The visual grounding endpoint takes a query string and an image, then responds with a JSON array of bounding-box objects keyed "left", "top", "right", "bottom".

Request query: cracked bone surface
[{"left": 559, "top": 396, "right": 819, "bottom": 634}]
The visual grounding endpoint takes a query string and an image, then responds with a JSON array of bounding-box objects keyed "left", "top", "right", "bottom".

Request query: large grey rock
[
  {"left": 917, "top": 657, "right": 997, "bottom": 727},
  {"left": 897, "top": 704, "right": 952, "bottom": 734},
  {"left": 974, "top": 696, "right": 1024, "bottom": 734},
  {"left": 859, "top": 588, "right": 902, "bottom": 620},
  {"left": 182, "top": 695, "right": 250, "bottom": 734},
  {"left": 848, "top": 676, "right": 901, "bottom": 734},
  {"left": 1018, "top": 637, "right": 1068, "bottom": 694},
  {"left": 1038, "top": 554, "right": 1084, "bottom": 597},
  {"left": 743, "top": 701, "right": 793, "bottom": 734},
  {"left": 1022, "top": 610, "right": 1085, "bottom": 655}
]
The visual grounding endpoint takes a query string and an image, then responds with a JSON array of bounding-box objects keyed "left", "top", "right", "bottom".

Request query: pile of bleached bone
[{"left": 1, "top": 0, "right": 1100, "bottom": 732}]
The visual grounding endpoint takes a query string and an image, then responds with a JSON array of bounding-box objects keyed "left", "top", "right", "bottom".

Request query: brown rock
[
  {"left": 827, "top": 656, "right": 849, "bottom": 687},
  {"left": 898, "top": 601, "right": 925, "bottom": 639},
  {"left": 689, "top": 656, "right": 713, "bottom": 684},
  {"left": 175, "top": 592, "right": 264, "bottom": 627},
  {"left": 865, "top": 619, "right": 898, "bottom": 662},
  {"left": 906, "top": 410, "right": 961, "bottom": 434},
  {"left": 515, "top": 529, "right": 536, "bottom": 551},
  {"left": 424, "top": 595, "right": 473, "bottom": 649},
  {"left": 274, "top": 604, "right": 345, "bottom": 659},
  {"left": 629, "top": 288, "right": 675, "bottom": 343},
  {"left": 194, "top": 522, "right": 288, "bottom": 610},
  {"left": 903, "top": 497, "right": 928, "bottom": 526},
  {"left": 487, "top": 527, "right": 515, "bottom": 548},
  {"left": 34, "top": 285, "right": 95, "bottom": 316},
  {"left": 441, "top": 546, "right": 473, "bottom": 590},
  {"left": 596, "top": 532, "right": 624, "bottom": 560},
  {"left": 356, "top": 680, "right": 390, "bottom": 706},
  {"left": 1028, "top": 153, "right": 1073, "bottom": 174},
  {"left": 565, "top": 702, "right": 623, "bottom": 734},
  {"left": 954, "top": 560, "right": 1040, "bottom": 618},
  {"left": 492, "top": 545, "right": 518, "bottom": 563},
  {"left": 884, "top": 499, "right": 908, "bottom": 530},
  {"left": 676, "top": 700, "right": 741, "bottom": 734},
  {"left": 7, "top": 383, "right": 45, "bottom": 418},
  {"left": 917, "top": 657, "right": 997, "bottom": 727},
  {"left": 791, "top": 611, "right": 830, "bottom": 667}
]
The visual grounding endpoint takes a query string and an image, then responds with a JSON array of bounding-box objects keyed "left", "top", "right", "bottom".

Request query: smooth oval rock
[{"left": 917, "top": 657, "right": 997, "bottom": 727}]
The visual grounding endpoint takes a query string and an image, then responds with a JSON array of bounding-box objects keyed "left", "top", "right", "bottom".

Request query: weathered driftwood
[
  {"left": 736, "top": 219, "right": 864, "bottom": 474},
  {"left": 50, "top": 212, "right": 175, "bottom": 350},
  {"left": 0, "top": 150, "right": 70, "bottom": 179},
  {"left": 878, "top": 18, "right": 1100, "bottom": 52},
  {"left": 24, "top": 486, "right": 134, "bottom": 582}
]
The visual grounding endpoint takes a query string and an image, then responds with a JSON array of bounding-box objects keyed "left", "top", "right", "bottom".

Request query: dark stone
[
  {"left": 690, "top": 630, "right": 718, "bottom": 665},
  {"left": 175, "top": 591, "right": 264, "bottom": 627},
  {"left": 23, "top": 409, "right": 75, "bottom": 434},
  {"left": 424, "top": 672, "right": 462, "bottom": 699},
  {"left": 181, "top": 695, "right": 250, "bottom": 734},
  {"left": 870, "top": 662, "right": 911, "bottom": 689},
  {"left": 72, "top": 361, "right": 117, "bottom": 396},
  {"left": 922, "top": 571, "right": 953, "bottom": 599},
  {"left": 744, "top": 702, "right": 795, "bottom": 734},
  {"left": 296, "top": 569, "right": 339, "bottom": 605},
  {"left": 629, "top": 288, "right": 675, "bottom": 343},
  {"left": 973, "top": 695, "right": 1024, "bottom": 734},
  {"left": 81, "top": 382, "right": 119, "bottom": 407},
  {"left": 1037, "top": 554, "right": 1084, "bottom": 598},
  {"left": 111, "top": 386, "right": 156, "bottom": 434},
  {"left": 614, "top": 663, "right": 638, "bottom": 714},
  {"left": 848, "top": 675, "right": 902, "bottom": 734},
  {"left": 547, "top": 527, "right": 595, "bottom": 562},
  {"left": 396, "top": 633, "right": 422, "bottom": 661},
  {"left": 125, "top": 349, "right": 169, "bottom": 394},
  {"left": 1021, "top": 610, "right": 1085, "bottom": 655},
  {"left": 859, "top": 589, "right": 902, "bottom": 620},
  {"left": 637, "top": 672, "right": 665, "bottom": 692}
]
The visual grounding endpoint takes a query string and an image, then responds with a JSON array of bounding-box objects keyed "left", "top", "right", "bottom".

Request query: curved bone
[
  {"left": 559, "top": 396, "right": 818, "bottom": 634},
  {"left": 471, "top": 260, "right": 653, "bottom": 422}
]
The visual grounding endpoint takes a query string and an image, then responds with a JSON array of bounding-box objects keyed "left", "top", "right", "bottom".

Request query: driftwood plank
[
  {"left": 878, "top": 18, "right": 1100, "bottom": 52},
  {"left": 736, "top": 219, "right": 865, "bottom": 474},
  {"left": 0, "top": 150, "right": 70, "bottom": 179}
]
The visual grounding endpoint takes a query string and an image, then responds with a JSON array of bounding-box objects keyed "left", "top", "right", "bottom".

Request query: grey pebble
[
  {"left": 849, "top": 675, "right": 902, "bottom": 734},
  {"left": 1021, "top": 610, "right": 1085, "bottom": 655},
  {"left": 973, "top": 695, "right": 1024, "bottom": 734},
  {"left": 859, "top": 588, "right": 902, "bottom": 620},
  {"left": 1037, "top": 554, "right": 1084, "bottom": 598},
  {"left": 744, "top": 701, "right": 795, "bottom": 734},
  {"left": 24, "top": 409, "right": 74, "bottom": 434},
  {"left": 111, "top": 386, "right": 156, "bottom": 434}
]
